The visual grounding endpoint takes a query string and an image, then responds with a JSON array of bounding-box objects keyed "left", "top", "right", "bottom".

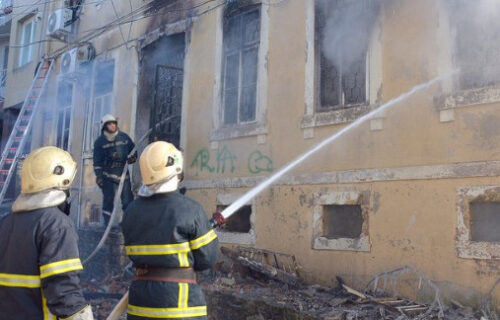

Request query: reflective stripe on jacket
[
  {"left": 122, "top": 192, "right": 218, "bottom": 319},
  {"left": 93, "top": 131, "right": 135, "bottom": 183},
  {"left": 0, "top": 206, "right": 87, "bottom": 320}
]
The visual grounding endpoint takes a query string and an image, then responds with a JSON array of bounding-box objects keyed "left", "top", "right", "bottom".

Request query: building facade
[{"left": 2, "top": 0, "right": 500, "bottom": 307}]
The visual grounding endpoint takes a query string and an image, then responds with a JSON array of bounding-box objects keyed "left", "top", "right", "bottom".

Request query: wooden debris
[
  {"left": 220, "top": 246, "right": 300, "bottom": 286},
  {"left": 338, "top": 277, "right": 429, "bottom": 318}
]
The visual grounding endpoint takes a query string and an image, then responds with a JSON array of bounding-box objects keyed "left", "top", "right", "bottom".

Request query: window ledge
[
  {"left": 216, "top": 230, "right": 256, "bottom": 245},
  {"left": 301, "top": 104, "right": 374, "bottom": 128},
  {"left": 435, "top": 85, "right": 500, "bottom": 111},
  {"left": 313, "top": 235, "right": 370, "bottom": 252},
  {"left": 211, "top": 122, "right": 267, "bottom": 141}
]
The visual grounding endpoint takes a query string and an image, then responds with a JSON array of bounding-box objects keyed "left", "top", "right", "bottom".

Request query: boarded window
[
  {"left": 217, "top": 204, "right": 252, "bottom": 233},
  {"left": 222, "top": 6, "right": 260, "bottom": 125},
  {"left": 322, "top": 204, "right": 363, "bottom": 239},
  {"left": 470, "top": 202, "right": 500, "bottom": 242},
  {"left": 449, "top": 1, "right": 500, "bottom": 90},
  {"left": 315, "top": 0, "right": 379, "bottom": 110}
]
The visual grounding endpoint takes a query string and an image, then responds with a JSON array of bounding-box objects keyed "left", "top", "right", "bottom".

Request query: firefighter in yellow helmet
[
  {"left": 0, "top": 146, "right": 93, "bottom": 320},
  {"left": 121, "top": 141, "right": 220, "bottom": 320}
]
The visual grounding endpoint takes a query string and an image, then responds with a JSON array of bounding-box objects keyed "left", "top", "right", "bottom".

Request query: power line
[{"left": 13, "top": 0, "right": 286, "bottom": 57}]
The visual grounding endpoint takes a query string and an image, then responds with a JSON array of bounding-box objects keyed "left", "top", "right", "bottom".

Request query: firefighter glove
[
  {"left": 127, "top": 155, "right": 137, "bottom": 164},
  {"left": 63, "top": 305, "right": 94, "bottom": 320},
  {"left": 210, "top": 211, "right": 226, "bottom": 228}
]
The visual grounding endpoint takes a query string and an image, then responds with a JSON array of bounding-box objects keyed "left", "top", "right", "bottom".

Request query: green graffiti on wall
[
  {"left": 248, "top": 150, "right": 273, "bottom": 174},
  {"left": 190, "top": 148, "right": 214, "bottom": 172},
  {"left": 216, "top": 146, "right": 236, "bottom": 173}
]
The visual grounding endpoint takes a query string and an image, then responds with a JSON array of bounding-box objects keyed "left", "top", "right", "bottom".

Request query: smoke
[
  {"left": 317, "top": 0, "right": 381, "bottom": 70},
  {"left": 446, "top": 0, "right": 500, "bottom": 89}
]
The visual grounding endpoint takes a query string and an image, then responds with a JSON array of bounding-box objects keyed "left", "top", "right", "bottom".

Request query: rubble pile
[
  {"left": 79, "top": 246, "right": 492, "bottom": 319},
  {"left": 201, "top": 246, "right": 488, "bottom": 320}
]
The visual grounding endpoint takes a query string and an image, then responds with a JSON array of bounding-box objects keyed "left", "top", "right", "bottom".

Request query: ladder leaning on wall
[{"left": 0, "top": 59, "right": 54, "bottom": 207}]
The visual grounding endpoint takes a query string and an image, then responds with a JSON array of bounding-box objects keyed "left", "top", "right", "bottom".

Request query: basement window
[
  {"left": 322, "top": 205, "right": 363, "bottom": 239},
  {"left": 456, "top": 186, "right": 500, "bottom": 259},
  {"left": 312, "top": 191, "right": 370, "bottom": 252},
  {"left": 217, "top": 204, "right": 252, "bottom": 233},
  {"left": 469, "top": 202, "right": 500, "bottom": 243},
  {"left": 215, "top": 193, "right": 256, "bottom": 245}
]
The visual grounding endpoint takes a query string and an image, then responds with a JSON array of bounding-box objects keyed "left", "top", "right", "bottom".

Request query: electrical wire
[{"left": 12, "top": 0, "right": 286, "bottom": 58}]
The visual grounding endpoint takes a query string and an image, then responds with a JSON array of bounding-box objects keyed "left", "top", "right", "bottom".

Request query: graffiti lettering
[
  {"left": 248, "top": 150, "right": 273, "bottom": 174},
  {"left": 190, "top": 148, "right": 214, "bottom": 172},
  {"left": 216, "top": 146, "right": 236, "bottom": 173}
]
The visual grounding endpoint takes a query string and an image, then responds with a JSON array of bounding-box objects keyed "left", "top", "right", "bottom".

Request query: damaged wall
[
  {"left": 181, "top": 0, "right": 500, "bottom": 308},
  {"left": 3, "top": 0, "right": 500, "bottom": 312}
]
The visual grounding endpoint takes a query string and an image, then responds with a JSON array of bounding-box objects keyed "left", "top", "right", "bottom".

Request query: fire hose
[{"left": 83, "top": 115, "right": 179, "bottom": 265}]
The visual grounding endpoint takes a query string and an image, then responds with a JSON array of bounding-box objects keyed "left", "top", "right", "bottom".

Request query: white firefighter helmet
[
  {"left": 139, "top": 141, "right": 183, "bottom": 186},
  {"left": 100, "top": 114, "right": 117, "bottom": 129},
  {"left": 21, "top": 146, "right": 77, "bottom": 194}
]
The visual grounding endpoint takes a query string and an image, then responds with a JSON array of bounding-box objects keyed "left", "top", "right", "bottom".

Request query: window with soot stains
[
  {"left": 315, "top": 0, "right": 378, "bottom": 110},
  {"left": 222, "top": 3, "right": 261, "bottom": 125}
]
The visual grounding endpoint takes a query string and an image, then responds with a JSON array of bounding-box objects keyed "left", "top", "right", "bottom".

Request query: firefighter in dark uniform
[
  {"left": 121, "top": 141, "right": 221, "bottom": 320},
  {"left": 0, "top": 146, "right": 93, "bottom": 320},
  {"left": 93, "top": 114, "right": 136, "bottom": 225}
]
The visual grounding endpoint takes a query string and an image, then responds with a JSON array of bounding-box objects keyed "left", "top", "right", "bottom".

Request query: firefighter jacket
[
  {"left": 93, "top": 131, "right": 135, "bottom": 183},
  {"left": 121, "top": 192, "right": 219, "bottom": 320},
  {"left": 0, "top": 203, "right": 88, "bottom": 320}
]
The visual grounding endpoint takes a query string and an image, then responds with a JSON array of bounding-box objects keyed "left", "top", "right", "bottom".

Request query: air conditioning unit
[
  {"left": 60, "top": 48, "right": 80, "bottom": 76},
  {"left": 47, "top": 8, "right": 73, "bottom": 40}
]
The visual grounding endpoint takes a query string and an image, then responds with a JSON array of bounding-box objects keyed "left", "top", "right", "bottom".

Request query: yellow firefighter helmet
[
  {"left": 21, "top": 146, "right": 77, "bottom": 194},
  {"left": 100, "top": 114, "right": 117, "bottom": 129},
  {"left": 140, "top": 141, "right": 183, "bottom": 186}
]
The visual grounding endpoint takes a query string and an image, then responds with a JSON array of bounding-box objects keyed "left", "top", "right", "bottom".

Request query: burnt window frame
[
  {"left": 314, "top": 1, "right": 369, "bottom": 112},
  {"left": 221, "top": 2, "right": 261, "bottom": 126}
]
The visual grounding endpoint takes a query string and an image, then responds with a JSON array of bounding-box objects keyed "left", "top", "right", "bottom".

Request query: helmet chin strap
[{"left": 138, "top": 175, "right": 180, "bottom": 197}]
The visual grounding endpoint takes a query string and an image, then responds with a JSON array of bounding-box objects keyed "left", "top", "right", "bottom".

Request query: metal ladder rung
[{"left": 0, "top": 59, "right": 54, "bottom": 207}]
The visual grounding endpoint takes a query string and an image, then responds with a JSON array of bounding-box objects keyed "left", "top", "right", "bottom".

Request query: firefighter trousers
[{"left": 127, "top": 280, "right": 207, "bottom": 320}]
